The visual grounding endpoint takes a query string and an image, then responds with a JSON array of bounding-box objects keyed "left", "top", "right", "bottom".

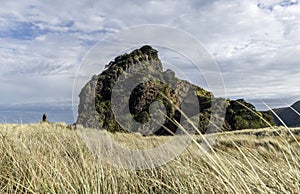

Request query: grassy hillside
[{"left": 0, "top": 123, "right": 300, "bottom": 193}]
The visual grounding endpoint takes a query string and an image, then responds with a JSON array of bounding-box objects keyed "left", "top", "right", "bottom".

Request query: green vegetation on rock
[
  {"left": 77, "top": 45, "right": 276, "bottom": 135},
  {"left": 224, "top": 99, "right": 276, "bottom": 130}
]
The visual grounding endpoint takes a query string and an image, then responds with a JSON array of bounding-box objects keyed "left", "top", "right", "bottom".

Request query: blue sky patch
[{"left": 0, "top": 21, "right": 49, "bottom": 40}]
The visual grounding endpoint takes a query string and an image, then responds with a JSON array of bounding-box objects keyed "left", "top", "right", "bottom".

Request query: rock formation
[
  {"left": 224, "top": 99, "right": 276, "bottom": 130},
  {"left": 77, "top": 45, "right": 276, "bottom": 135}
]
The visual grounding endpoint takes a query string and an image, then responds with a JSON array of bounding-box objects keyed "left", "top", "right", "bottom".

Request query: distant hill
[{"left": 273, "top": 101, "right": 300, "bottom": 127}]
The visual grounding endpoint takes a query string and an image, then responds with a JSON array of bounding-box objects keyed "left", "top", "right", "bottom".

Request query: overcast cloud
[{"left": 0, "top": 0, "right": 299, "bottom": 111}]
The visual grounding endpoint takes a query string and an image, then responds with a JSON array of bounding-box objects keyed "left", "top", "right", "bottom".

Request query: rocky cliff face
[{"left": 77, "top": 45, "right": 276, "bottom": 135}]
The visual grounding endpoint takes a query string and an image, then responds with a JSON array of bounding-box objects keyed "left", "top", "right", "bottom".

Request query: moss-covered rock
[
  {"left": 77, "top": 45, "right": 276, "bottom": 135},
  {"left": 224, "top": 99, "right": 276, "bottom": 130}
]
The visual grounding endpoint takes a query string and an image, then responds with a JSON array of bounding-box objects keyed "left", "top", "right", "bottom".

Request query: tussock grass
[{"left": 1, "top": 122, "right": 300, "bottom": 193}]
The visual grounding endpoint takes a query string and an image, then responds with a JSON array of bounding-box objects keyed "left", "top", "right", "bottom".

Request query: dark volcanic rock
[{"left": 77, "top": 45, "right": 276, "bottom": 135}]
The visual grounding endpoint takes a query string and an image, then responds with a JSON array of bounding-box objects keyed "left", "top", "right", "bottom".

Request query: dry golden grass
[{"left": 0, "top": 122, "right": 300, "bottom": 193}]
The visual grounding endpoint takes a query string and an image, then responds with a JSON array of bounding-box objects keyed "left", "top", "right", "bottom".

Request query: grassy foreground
[{"left": 1, "top": 123, "right": 300, "bottom": 193}]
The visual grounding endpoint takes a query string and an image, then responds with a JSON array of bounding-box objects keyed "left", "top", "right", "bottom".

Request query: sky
[{"left": 0, "top": 0, "right": 300, "bottom": 121}]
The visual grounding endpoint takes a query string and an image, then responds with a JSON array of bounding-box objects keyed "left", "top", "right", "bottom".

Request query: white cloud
[
  {"left": 170, "top": 0, "right": 300, "bottom": 104},
  {"left": 0, "top": 0, "right": 299, "bottom": 109}
]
